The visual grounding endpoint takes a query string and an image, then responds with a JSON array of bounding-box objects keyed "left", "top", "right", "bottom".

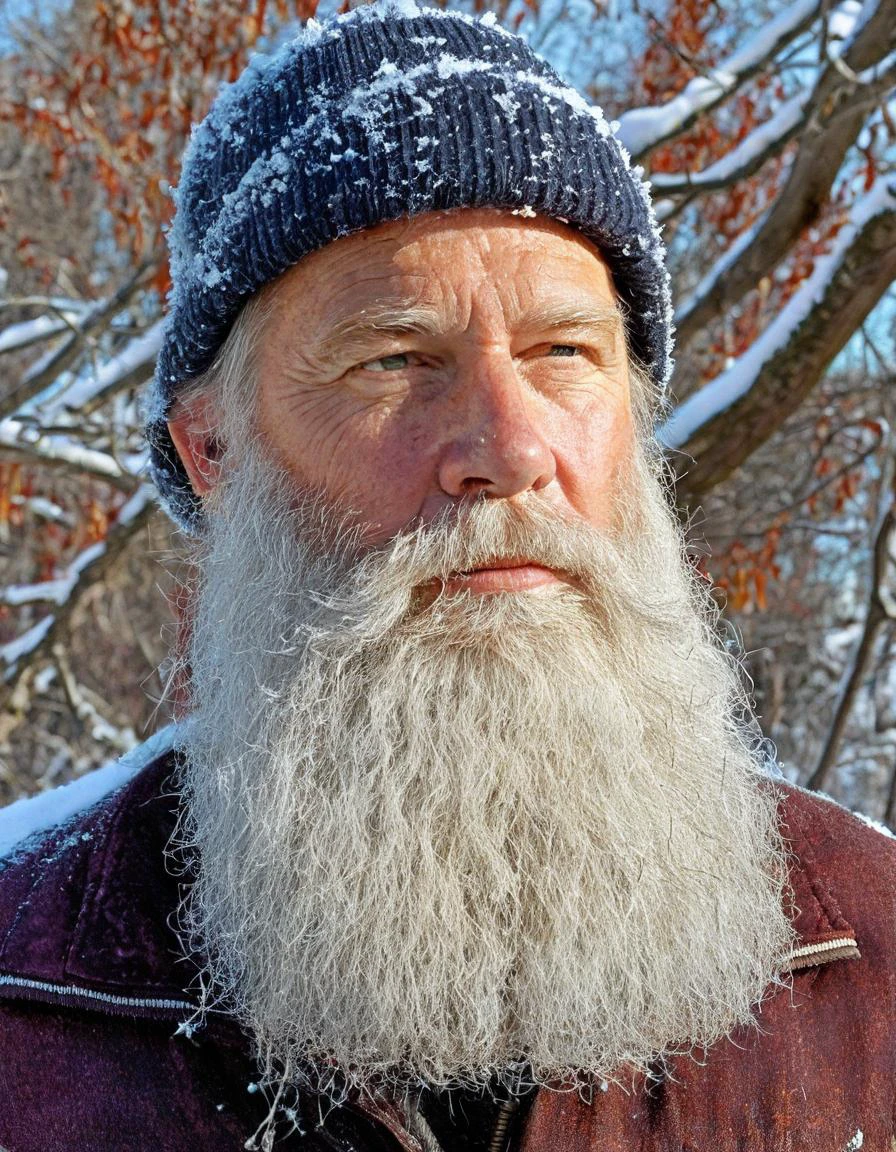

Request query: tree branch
[
  {"left": 663, "top": 178, "right": 896, "bottom": 499},
  {"left": 651, "top": 91, "right": 809, "bottom": 201},
  {"left": 0, "top": 258, "right": 157, "bottom": 421},
  {"left": 806, "top": 485, "right": 896, "bottom": 792},
  {"left": 0, "top": 418, "right": 140, "bottom": 491},
  {"left": 673, "top": 0, "right": 896, "bottom": 352},
  {"left": 616, "top": 0, "right": 824, "bottom": 162},
  {"left": 0, "top": 487, "right": 157, "bottom": 703}
]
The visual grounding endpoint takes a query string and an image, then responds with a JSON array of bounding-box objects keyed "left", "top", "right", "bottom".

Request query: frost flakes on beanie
[{"left": 146, "top": 0, "right": 673, "bottom": 534}]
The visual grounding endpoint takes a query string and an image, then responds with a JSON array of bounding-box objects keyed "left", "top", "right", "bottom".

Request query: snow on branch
[
  {"left": 616, "top": 0, "right": 823, "bottom": 160},
  {"left": 1, "top": 617, "right": 54, "bottom": 669},
  {"left": 674, "top": 212, "right": 770, "bottom": 329},
  {"left": 0, "top": 313, "right": 80, "bottom": 356},
  {"left": 651, "top": 91, "right": 809, "bottom": 203},
  {"left": 0, "top": 485, "right": 156, "bottom": 688},
  {"left": 662, "top": 178, "right": 896, "bottom": 498},
  {"left": 0, "top": 258, "right": 155, "bottom": 422},
  {"left": 0, "top": 417, "right": 142, "bottom": 490},
  {"left": 673, "top": 0, "right": 896, "bottom": 352},
  {"left": 57, "top": 320, "right": 163, "bottom": 416},
  {"left": 1, "top": 543, "right": 106, "bottom": 608}
]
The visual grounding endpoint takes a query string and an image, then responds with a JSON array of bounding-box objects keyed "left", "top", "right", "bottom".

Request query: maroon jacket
[{"left": 0, "top": 741, "right": 894, "bottom": 1152}]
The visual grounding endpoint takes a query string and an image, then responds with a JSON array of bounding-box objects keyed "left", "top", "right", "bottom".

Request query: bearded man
[{"left": 1, "top": 4, "right": 894, "bottom": 1151}]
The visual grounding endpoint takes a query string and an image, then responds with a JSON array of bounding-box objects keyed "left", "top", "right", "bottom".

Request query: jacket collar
[{"left": 0, "top": 754, "right": 859, "bottom": 1019}]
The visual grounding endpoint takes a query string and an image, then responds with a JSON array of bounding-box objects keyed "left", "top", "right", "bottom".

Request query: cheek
[
  {"left": 261, "top": 390, "right": 440, "bottom": 538},
  {"left": 555, "top": 395, "right": 636, "bottom": 526}
]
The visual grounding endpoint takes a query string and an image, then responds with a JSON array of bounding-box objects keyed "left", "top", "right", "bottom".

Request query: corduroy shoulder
[{"left": 778, "top": 781, "right": 896, "bottom": 972}]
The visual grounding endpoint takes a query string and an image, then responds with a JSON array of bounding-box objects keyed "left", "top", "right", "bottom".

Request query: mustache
[
  {"left": 277, "top": 493, "right": 621, "bottom": 645},
  {"left": 294, "top": 491, "right": 619, "bottom": 592}
]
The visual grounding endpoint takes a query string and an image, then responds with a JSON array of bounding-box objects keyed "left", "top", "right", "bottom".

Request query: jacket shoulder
[
  {"left": 778, "top": 780, "right": 896, "bottom": 968},
  {"left": 779, "top": 780, "right": 896, "bottom": 873},
  {"left": 0, "top": 726, "right": 188, "bottom": 1008},
  {"left": 0, "top": 724, "right": 178, "bottom": 867}
]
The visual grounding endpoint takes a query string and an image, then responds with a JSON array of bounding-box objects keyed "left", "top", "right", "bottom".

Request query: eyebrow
[
  {"left": 314, "top": 299, "right": 626, "bottom": 364},
  {"left": 314, "top": 303, "right": 446, "bottom": 364},
  {"left": 515, "top": 301, "right": 627, "bottom": 339}
]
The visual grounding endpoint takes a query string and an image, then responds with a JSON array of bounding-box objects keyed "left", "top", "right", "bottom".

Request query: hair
[{"left": 175, "top": 286, "right": 277, "bottom": 432}]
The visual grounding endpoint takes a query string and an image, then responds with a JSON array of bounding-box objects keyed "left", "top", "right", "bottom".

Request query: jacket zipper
[
  {"left": 488, "top": 1099, "right": 519, "bottom": 1152},
  {"left": 0, "top": 973, "right": 195, "bottom": 1013}
]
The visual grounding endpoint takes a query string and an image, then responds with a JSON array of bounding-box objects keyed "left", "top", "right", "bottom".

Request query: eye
[
  {"left": 547, "top": 344, "right": 581, "bottom": 358},
  {"left": 360, "top": 353, "right": 411, "bottom": 372}
]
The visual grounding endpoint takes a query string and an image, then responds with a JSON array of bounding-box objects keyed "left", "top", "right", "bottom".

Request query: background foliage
[{"left": 0, "top": 0, "right": 894, "bottom": 813}]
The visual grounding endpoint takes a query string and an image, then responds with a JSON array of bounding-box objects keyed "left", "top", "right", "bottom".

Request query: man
[{"left": 0, "top": 4, "right": 893, "bottom": 1150}]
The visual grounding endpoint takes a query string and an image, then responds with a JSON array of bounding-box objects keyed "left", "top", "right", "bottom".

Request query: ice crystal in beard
[{"left": 171, "top": 441, "right": 795, "bottom": 1110}]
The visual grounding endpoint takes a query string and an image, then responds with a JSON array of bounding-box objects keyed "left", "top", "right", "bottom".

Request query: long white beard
[{"left": 172, "top": 442, "right": 795, "bottom": 1101}]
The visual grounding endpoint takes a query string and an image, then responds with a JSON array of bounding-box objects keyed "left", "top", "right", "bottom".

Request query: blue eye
[
  {"left": 548, "top": 345, "right": 579, "bottom": 357},
  {"left": 362, "top": 354, "right": 410, "bottom": 372}
]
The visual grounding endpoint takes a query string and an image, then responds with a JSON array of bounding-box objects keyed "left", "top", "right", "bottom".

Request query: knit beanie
[{"left": 146, "top": 0, "right": 673, "bottom": 534}]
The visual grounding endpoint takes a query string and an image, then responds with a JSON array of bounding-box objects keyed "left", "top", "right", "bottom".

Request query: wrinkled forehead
[{"left": 258, "top": 206, "right": 625, "bottom": 341}]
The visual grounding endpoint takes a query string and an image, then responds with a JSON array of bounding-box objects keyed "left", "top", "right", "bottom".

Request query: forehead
[{"left": 260, "top": 207, "right": 620, "bottom": 334}]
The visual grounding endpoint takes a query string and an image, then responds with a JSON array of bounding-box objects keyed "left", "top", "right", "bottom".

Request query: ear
[{"left": 167, "top": 392, "right": 226, "bottom": 498}]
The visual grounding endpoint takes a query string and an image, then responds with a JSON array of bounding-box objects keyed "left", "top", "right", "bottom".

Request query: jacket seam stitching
[
  {"left": 781, "top": 785, "right": 856, "bottom": 941},
  {"left": 0, "top": 972, "right": 195, "bottom": 1010}
]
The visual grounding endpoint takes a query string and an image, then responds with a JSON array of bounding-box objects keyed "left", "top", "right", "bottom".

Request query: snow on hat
[{"left": 146, "top": 0, "right": 673, "bottom": 533}]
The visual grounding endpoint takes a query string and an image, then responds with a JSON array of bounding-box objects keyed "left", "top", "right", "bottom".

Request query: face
[{"left": 247, "top": 208, "right": 635, "bottom": 593}]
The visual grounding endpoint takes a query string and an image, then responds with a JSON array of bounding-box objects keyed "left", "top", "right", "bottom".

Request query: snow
[
  {"left": 616, "top": 0, "right": 821, "bottom": 158},
  {"left": 854, "top": 812, "right": 896, "bottom": 839},
  {"left": 0, "top": 488, "right": 150, "bottom": 611},
  {"left": 186, "top": 46, "right": 622, "bottom": 298},
  {"left": 0, "top": 616, "right": 53, "bottom": 668},
  {"left": 0, "top": 313, "right": 77, "bottom": 355},
  {"left": 833, "top": 0, "right": 878, "bottom": 51},
  {"left": 660, "top": 177, "right": 896, "bottom": 449},
  {"left": 116, "top": 484, "right": 154, "bottom": 526},
  {"left": 651, "top": 91, "right": 808, "bottom": 195},
  {"left": 512, "top": 69, "right": 613, "bottom": 135},
  {"left": 14, "top": 495, "right": 70, "bottom": 524},
  {"left": 855, "top": 49, "right": 896, "bottom": 85},
  {"left": 674, "top": 211, "right": 770, "bottom": 326},
  {"left": 794, "top": 782, "right": 896, "bottom": 843},
  {"left": 47, "top": 321, "right": 163, "bottom": 414},
  {"left": 827, "top": 0, "right": 864, "bottom": 41},
  {"left": 33, "top": 665, "right": 57, "bottom": 694},
  {"left": 0, "top": 724, "right": 178, "bottom": 861},
  {"left": 0, "top": 486, "right": 152, "bottom": 668},
  {"left": 169, "top": 0, "right": 523, "bottom": 288},
  {"left": 1, "top": 543, "right": 105, "bottom": 607},
  {"left": 0, "top": 417, "right": 136, "bottom": 483}
]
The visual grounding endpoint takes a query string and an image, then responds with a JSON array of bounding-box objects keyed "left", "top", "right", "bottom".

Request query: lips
[
  {"left": 455, "top": 557, "right": 541, "bottom": 575},
  {"left": 440, "top": 560, "right": 562, "bottom": 594}
]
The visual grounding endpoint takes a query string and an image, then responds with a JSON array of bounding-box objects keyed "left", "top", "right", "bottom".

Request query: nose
[{"left": 437, "top": 356, "right": 557, "bottom": 499}]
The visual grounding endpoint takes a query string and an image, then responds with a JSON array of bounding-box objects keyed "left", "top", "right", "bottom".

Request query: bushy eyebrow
[
  {"left": 313, "top": 299, "right": 626, "bottom": 365},
  {"left": 516, "top": 301, "right": 626, "bottom": 338},
  {"left": 314, "top": 303, "right": 446, "bottom": 365}
]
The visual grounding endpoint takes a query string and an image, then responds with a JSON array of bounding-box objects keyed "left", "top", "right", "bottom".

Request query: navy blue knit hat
[{"left": 147, "top": 0, "right": 673, "bottom": 533}]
